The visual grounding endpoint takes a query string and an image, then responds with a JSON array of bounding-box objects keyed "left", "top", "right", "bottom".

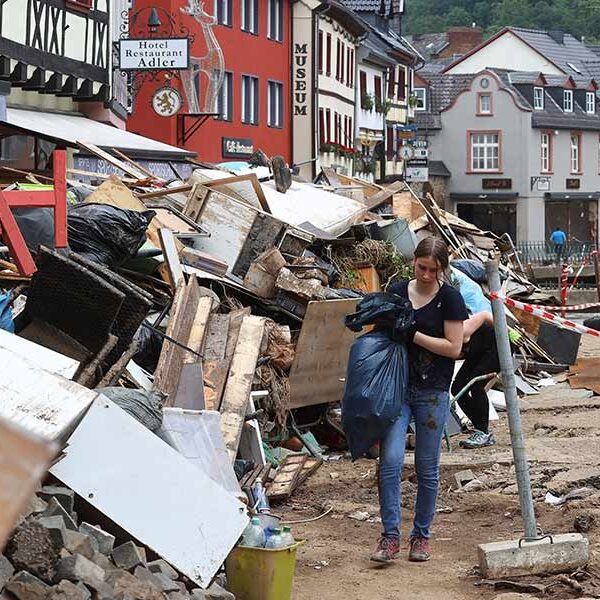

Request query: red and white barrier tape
[
  {"left": 544, "top": 301, "right": 600, "bottom": 312},
  {"left": 489, "top": 292, "right": 600, "bottom": 337}
]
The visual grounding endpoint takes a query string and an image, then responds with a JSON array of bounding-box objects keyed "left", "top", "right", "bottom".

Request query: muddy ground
[{"left": 283, "top": 335, "right": 600, "bottom": 600}]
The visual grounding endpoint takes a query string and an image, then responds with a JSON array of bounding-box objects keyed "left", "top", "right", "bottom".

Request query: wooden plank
[
  {"left": 288, "top": 299, "right": 360, "bottom": 409},
  {"left": 186, "top": 297, "right": 214, "bottom": 357},
  {"left": 238, "top": 398, "right": 267, "bottom": 466},
  {"left": 295, "top": 457, "right": 323, "bottom": 489},
  {"left": 154, "top": 277, "right": 201, "bottom": 403},
  {"left": 183, "top": 184, "right": 212, "bottom": 222},
  {"left": 219, "top": 316, "right": 265, "bottom": 462},
  {"left": 322, "top": 167, "right": 341, "bottom": 187},
  {"left": 203, "top": 314, "right": 230, "bottom": 361},
  {"left": 203, "top": 173, "right": 270, "bottom": 213},
  {"left": 203, "top": 359, "right": 230, "bottom": 411},
  {"left": 267, "top": 455, "right": 308, "bottom": 501},
  {"left": 364, "top": 180, "right": 405, "bottom": 211},
  {"left": 111, "top": 148, "right": 158, "bottom": 180},
  {"left": 77, "top": 142, "right": 146, "bottom": 180},
  {"left": 226, "top": 308, "right": 252, "bottom": 360},
  {"left": 138, "top": 184, "right": 194, "bottom": 200},
  {"left": 158, "top": 228, "right": 184, "bottom": 290},
  {"left": 0, "top": 418, "right": 58, "bottom": 549}
]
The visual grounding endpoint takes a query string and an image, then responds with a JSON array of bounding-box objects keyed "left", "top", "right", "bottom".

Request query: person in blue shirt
[{"left": 550, "top": 227, "right": 566, "bottom": 262}]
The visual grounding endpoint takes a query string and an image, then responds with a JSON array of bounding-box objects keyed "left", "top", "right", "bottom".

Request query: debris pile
[{"left": 0, "top": 146, "right": 592, "bottom": 596}]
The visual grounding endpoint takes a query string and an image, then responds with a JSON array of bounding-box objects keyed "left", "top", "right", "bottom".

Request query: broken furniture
[{"left": 0, "top": 150, "right": 67, "bottom": 276}]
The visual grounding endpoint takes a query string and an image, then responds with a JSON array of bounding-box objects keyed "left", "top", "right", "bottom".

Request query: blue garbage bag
[
  {"left": 0, "top": 292, "right": 14, "bottom": 333},
  {"left": 342, "top": 292, "right": 412, "bottom": 459},
  {"left": 342, "top": 331, "right": 409, "bottom": 459}
]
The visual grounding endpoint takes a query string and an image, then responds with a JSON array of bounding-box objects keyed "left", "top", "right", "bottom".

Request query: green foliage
[
  {"left": 361, "top": 93, "right": 374, "bottom": 111},
  {"left": 403, "top": 0, "right": 600, "bottom": 44}
]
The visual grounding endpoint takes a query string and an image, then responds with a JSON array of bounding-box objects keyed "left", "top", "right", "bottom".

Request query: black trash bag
[
  {"left": 344, "top": 291, "right": 414, "bottom": 333},
  {"left": 98, "top": 387, "right": 165, "bottom": 433},
  {"left": 584, "top": 316, "right": 600, "bottom": 331},
  {"left": 132, "top": 320, "right": 163, "bottom": 373},
  {"left": 342, "top": 331, "right": 410, "bottom": 460},
  {"left": 67, "top": 203, "right": 155, "bottom": 268},
  {"left": 324, "top": 287, "right": 364, "bottom": 300},
  {"left": 450, "top": 259, "right": 487, "bottom": 283},
  {"left": 342, "top": 293, "right": 413, "bottom": 459},
  {"left": 10, "top": 208, "right": 57, "bottom": 251}
]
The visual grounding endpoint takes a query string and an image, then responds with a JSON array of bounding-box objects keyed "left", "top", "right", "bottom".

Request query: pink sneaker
[
  {"left": 371, "top": 536, "right": 400, "bottom": 563},
  {"left": 408, "top": 536, "right": 431, "bottom": 562}
]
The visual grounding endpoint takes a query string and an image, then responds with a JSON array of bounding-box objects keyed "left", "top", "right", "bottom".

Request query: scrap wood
[
  {"left": 202, "top": 173, "right": 271, "bottom": 213},
  {"left": 111, "top": 147, "right": 159, "bottom": 181},
  {"left": 0, "top": 417, "right": 58, "bottom": 550},
  {"left": 158, "top": 228, "right": 184, "bottom": 290},
  {"left": 568, "top": 358, "right": 600, "bottom": 395},
  {"left": 154, "top": 276, "right": 201, "bottom": 403},
  {"left": 267, "top": 454, "right": 308, "bottom": 501},
  {"left": 77, "top": 142, "right": 148, "bottom": 181},
  {"left": 181, "top": 246, "right": 228, "bottom": 276},
  {"left": 220, "top": 315, "right": 266, "bottom": 462},
  {"left": 295, "top": 456, "right": 323, "bottom": 487},
  {"left": 138, "top": 184, "right": 194, "bottom": 200},
  {"left": 364, "top": 180, "right": 404, "bottom": 211}
]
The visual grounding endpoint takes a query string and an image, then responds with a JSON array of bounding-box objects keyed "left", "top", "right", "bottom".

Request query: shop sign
[
  {"left": 531, "top": 176, "right": 550, "bottom": 191},
  {"left": 405, "top": 166, "right": 428, "bottom": 182},
  {"left": 407, "top": 158, "right": 428, "bottom": 168},
  {"left": 566, "top": 178, "right": 581, "bottom": 189},
  {"left": 222, "top": 137, "right": 254, "bottom": 158},
  {"left": 152, "top": 87, "right": 183, "bottom": 117},
  {"left": 482, "top": 178, "right": 512, "bottom": 190},
  {"left": 119, "top": 38, "right": 189, "bottom": 70},
  {"left": 293, "top": 44, "right": 309, "bottom": 116}
]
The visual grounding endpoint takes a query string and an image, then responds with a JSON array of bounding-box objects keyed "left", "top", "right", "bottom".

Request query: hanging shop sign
[
  {"left": 531, "top": 176, "right": 551, "bottom": 191},
  {"left": 222, "top": 137, "right": 254, "bottom": 158},
  {"left": 152, "top": 87, "right": 183, "bottom": 117},
  {"left": 119, "top": 38, "right": 190, "bottom": 71},
  {"left": 566, "top": 178, "right": 581, "bottom": 190}
]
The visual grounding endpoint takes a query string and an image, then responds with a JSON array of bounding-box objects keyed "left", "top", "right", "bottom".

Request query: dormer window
[
  {"left": 412, "top": 88, "right": 426, "bottom": 110},
  {"left": 534, "top": 87, "right": 544, "bottom": 110},
  {"left": 586, "top": 91, "right": 596, "bottom": 114},
  {"left": 564, "top": 89, "right": 573, "bottom": 112}
]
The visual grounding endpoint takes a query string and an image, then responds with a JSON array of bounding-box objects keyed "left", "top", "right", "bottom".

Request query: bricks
[
  {"left": 147, "top": 559, "right": 178, "bottom": 581},
  {"left": 42, "top": 498, "right": 78, "bottom": 531},
  {"left": 78, "top": 524, "right": 114, "bottom": 556},
  {"left": 63, "top": 530, "right": 99, "bottom": 561},
  {"left": 37, "top": 517, "right": 69, "bottom": 548},
  {"left": 478, "top": 533, "right": 589, "bottom": 578},
  {"left": 55, "top": 555, "right": 105, "bottom": 586},
  {"left": 111, "top": 542, "right": 145, "bottom": 571},
  {"left": 39, "top": 487, "right": 75, "bottom": 514}
]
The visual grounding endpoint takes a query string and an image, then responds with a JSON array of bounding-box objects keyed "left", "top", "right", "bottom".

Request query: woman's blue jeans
[{"left": 378, "top": 386, "right": 450, "bottom": 539}]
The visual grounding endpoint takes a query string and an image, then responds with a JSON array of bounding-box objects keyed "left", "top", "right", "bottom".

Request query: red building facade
[{"left": 127, "top": 0, "right": 292, "bottom": 163}]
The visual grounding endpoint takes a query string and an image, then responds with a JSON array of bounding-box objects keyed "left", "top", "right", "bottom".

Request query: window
[
  {"left": 268, "top": 0, "right": 283, "bottom": 42},
  {"left": 214, "top": 0, "right": 232, "bottom": 26},
  {"left": 359, "top": 70, "right": 367, "bottom": 108},
  {"left": 386, "top": 126, "right": 394, "bottom": 159},
  {"left": 570, "top": 133, "right": 581, "bottom": 173},
  {"left": 469, "top": 132, "right": 501, "bottom": 172},
  {"left": 267, "top": 81, "right": 283, "bottom": 128},
  {"left": 540, "top": 132, "right": 552, "bottom": 173},
  {"left": 346, "top": 46, "right": 351, "bottom": 87},
  {"left": 340, "top": 43, "right": 345, "bottom": 84},
  {"left": 478, "top": 93, "right": 492, "bottom": 115},
  {"left": 336, "top": 39, "right": 341, "bottom": 80},
  {"left": 349, "top": 49, "right": 354, "bottom": 87},
  {"left": 397, "top": 67, "right": 406, "bottom": 100},
  {"left": 241, "top": 0, "right": 258, "bottom": 34},
  {"left": 413, "top": 87, "right": 426, "bottom": 110},
  {"left": 564, "top": 89, "right": 573, "bottom": 112},
  {"left": 334, "top": 112, "right": 340, "bottom": 144},
  {"left": 319, "top": 108, "right": 325, "bottom": 145},
  {"left": 587, "top": 91, "right": 596, "bottom": 114},
  {"left": 325, "top": 109, "right": 331, "bottom": 142},
  {"left": 533, "top": 87, "right": 544, "bottom": 110},
  {"left": 215, "top": 71, "right": 233, "bottom": 121},
  {"left": 242, "top": 75, "right": 259, "bottom": 124},
  {"left": 318, "top": 30, "right": 323, "bottom": 74},
  {"left": 326, "top": 33, "right": 332, "bottom": 76}
]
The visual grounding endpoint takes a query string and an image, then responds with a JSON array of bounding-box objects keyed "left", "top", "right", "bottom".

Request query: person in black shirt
[{"left": 371, "top": 237, "right": 468, "bottom": 564}]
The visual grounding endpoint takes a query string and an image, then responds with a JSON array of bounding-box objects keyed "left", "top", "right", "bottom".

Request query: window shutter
[
  {"left": 346, "top": 46, "right": 351, "bottom": 86},
  {"left": 388, "top": 68, "right": 395, "bottom": 98},
  {"left": 398, "top": 67, "right": 406, "bottom": 100},
  {"left": 319, "top": 109, "right": 325, "bottom": 145},
  {"left": 340, "top": 44, "right": 345, "bottom": 84},
  {"left": 336, "top": 39, "right": 341, "bottom": 80},
  {"left": 374, "top": 76, "right": 382, "bottom": 100},
  {"left": 326, "top": 34, "right": 332, "bottom": 76},
  {"left": 325, "top": 109, "right": 331, "bottom": 143},
  {"left": 387, "top": 126, "right": 394, "bottom": 159},
  {"left": 359, "top": 71, "right": 367, "bottom": 97},
  {"left": 318, "top": 31, "right": 323, "bottom": 74}
]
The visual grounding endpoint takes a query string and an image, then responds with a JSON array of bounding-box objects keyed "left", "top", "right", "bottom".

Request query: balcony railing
[{"left": 516, "top": 241, "right": 594, "bottom": 265}]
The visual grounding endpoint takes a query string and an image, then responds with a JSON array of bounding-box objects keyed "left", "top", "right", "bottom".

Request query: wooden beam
[
  {"left": 138, "top": 185, "right": 194, "bottom": 200},
  {"left": 219, "top": 316, "right": 265, "bottom": 462},
  {"left": 158, "top": 228, "right": 184, "bottom": 290},
  {"left": 203, "top": 173, "right": 270, "bottom": 213},
  {"left": 76, "top": 142, "right": 146, "bottom": 180}
]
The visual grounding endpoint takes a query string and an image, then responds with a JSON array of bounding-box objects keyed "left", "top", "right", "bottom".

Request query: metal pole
[
  {"left": 593, "top": 251, "right": 600, "bottom": 303},
  {"left": 486, "top": 258, "right": 537, "bottom": 539}
]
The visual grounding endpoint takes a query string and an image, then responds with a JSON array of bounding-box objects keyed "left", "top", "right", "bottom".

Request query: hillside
[{"left": 403, "top": 0, "right": 600, "bottom": 43}]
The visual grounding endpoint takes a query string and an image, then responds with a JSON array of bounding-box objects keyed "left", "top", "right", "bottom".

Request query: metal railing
[{"left": 515, "top": 240, "right": 594, "bottom": 265}]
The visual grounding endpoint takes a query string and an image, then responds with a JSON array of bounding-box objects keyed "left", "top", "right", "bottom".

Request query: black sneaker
[{"left": 459, "top": 430, "right": 495, "bottom": 449}]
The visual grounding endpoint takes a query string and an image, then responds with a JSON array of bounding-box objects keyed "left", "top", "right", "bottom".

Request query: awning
[
  {"left": 544, "top": 192, "right": 600, "bottom": 201},
  {"left": 1, "top": 107, "right": 194, "bottom": 160},
  {"left": 450, "top": 192, "right": 518, "bottom": 201}
]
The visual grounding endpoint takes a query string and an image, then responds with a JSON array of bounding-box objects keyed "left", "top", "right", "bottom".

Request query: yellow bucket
[{"left": 225, "top": 540, "right": 306, "bottom": 600}]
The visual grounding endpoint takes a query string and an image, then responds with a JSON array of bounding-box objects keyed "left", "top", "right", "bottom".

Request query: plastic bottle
[
  {"left": 265, "top": 528, "right": 285, "bottom": 549},
  {"left": 241, "top": 517, "right": 266, "bottom": 548},
  {"left": 252, "top": 481, "right": 270, "bottom": 513},
  {"left": 280, "top": 525, "right": 295, "bottom": 547}
]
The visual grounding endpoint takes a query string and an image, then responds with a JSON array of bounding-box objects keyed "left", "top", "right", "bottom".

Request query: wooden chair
[{"left": 0, "top": 150, "right": 67, "bottom": 276}]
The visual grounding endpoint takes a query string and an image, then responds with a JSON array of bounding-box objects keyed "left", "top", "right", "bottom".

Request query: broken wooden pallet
[
  {"left": 295, "top": 456, "right": 323, "bottom": 488},
  {"left": 267, "top": 454, "right": 308, "bottom": 501}
]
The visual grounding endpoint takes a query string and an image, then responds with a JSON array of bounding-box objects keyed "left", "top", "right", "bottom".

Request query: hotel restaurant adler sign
[{"left": 119, "top": 38, "right": 190, "bottom": 71}]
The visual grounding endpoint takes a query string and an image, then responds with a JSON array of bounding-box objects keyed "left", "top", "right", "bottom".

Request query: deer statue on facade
[{"left": 180, "top": 0, "right": 225, "bottom": 114}]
